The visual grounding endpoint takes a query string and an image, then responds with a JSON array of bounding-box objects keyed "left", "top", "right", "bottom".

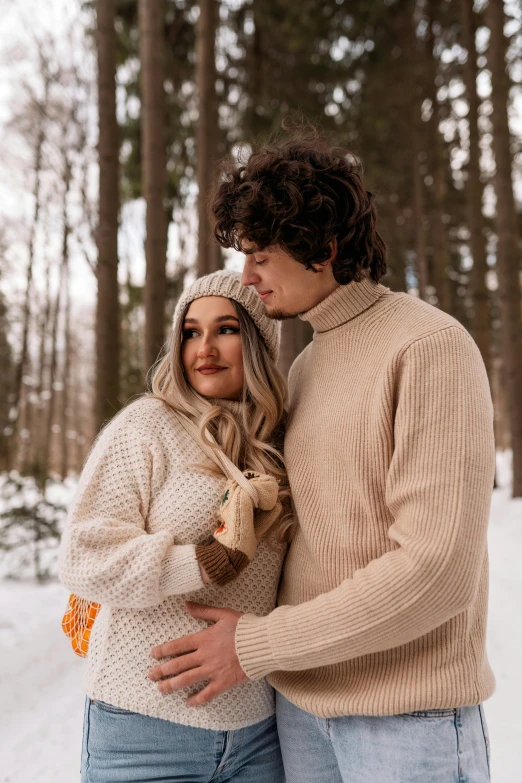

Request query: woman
[{"left": 59, "top": 270, "right": 289, "bottom": 783}]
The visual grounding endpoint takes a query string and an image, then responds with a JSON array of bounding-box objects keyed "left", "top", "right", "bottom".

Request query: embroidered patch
[{"left": 221, "top": 489, "right": 230, "bottom": 506}]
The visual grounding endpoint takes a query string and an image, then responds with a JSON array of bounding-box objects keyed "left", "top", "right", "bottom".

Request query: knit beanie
[{"left": 172, "top": 270, "right": 280, "bottom": 362}]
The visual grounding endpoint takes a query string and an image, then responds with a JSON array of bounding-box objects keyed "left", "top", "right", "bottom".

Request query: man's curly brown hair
[{"left": 211, "top": 129, "right": 387, "bottom": 285}]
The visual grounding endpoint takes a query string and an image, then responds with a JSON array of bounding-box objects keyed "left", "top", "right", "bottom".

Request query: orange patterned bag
[{"left": 61, "top": 595, "right": 100, "bottom": 657}]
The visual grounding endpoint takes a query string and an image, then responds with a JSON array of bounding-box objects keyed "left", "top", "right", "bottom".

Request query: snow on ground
[
  {"left": 484, "top": 488, "right": 522, "bottom": 782},
  {"left": 1, "top": 484, "right": 521, "bottom": 781},
  {"left": 0, "top": 581, "right": 85, "bottom": 783}
]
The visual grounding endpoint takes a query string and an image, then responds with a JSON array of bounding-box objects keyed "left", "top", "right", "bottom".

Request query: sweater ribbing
[{"left": 235, "top": 279, "right": 495, "bottom": 717}]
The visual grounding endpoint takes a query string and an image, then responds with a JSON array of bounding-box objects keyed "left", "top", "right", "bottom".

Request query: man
[{"left": 149, "top": 133, "right": 494, "bottom": 782}]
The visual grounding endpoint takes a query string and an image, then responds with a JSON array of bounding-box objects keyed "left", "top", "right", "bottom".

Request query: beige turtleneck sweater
[{"left": 235, "top": 278, "right": 496, "bottom": 718}]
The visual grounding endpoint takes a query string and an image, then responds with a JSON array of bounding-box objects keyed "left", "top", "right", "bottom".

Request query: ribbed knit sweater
[
  {"left": 58, "top": 397, "right": 285, "bottom": 730},
  {"left": 235, "top": 278, "right": 496, "bottom": 718}
]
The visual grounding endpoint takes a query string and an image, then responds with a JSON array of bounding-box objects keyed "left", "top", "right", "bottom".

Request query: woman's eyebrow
[
  {"left": 183, "top": 315, "right": 240, "bottom": 325},
  {"left": 215, "top": 315, "right": 239, "bottom": 324}
]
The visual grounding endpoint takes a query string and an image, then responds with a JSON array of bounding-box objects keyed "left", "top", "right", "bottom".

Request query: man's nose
[{"left": 241, "top": 255, "right": 260, "bottom": 287}]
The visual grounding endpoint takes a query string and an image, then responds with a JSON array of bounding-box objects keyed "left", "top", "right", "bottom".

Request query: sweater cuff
[
  {"left": 159, "top": 545, "right": 205, "bottom": 597},
  {"left": 235, "top": 613, "right": 279, "bottom": 681}
]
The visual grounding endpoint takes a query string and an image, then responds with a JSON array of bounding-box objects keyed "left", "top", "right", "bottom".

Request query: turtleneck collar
[
  {"left": 299, "top": 277, "right": 388, "bottom": 333},
  {"left": 209, "top": 397, "right": 244, "bottom": 418}
]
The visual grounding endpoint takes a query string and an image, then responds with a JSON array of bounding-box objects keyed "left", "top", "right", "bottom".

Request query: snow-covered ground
[{"left": 1, "top": 480, "right": 521, "bottom": 781}]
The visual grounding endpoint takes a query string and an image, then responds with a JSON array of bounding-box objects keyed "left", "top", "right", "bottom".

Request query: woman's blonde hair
[{"left": 146, "top": 299, "right": 293, "bottom": 539}]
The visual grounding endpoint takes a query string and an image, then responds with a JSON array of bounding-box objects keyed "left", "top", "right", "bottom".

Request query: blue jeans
[
  {"left": 81, "top": 698, "right": 284, "bottom": 783},
  {"left": 276, "top": 692, "right": 491, "bottom": 783}
]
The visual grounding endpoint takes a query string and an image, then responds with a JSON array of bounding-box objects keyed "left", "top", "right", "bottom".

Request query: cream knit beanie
[{"left": 172, "top": 270, "right": 280, "bottom": 362}]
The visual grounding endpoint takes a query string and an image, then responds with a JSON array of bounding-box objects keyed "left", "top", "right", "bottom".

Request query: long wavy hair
[{"left": 146, "top": 299, "right": 293, "bottom": 539}]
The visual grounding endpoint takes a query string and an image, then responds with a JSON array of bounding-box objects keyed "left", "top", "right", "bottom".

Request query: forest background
[
  {"left": 0, "top": 2, "right": 522, "bottom": 781},
  {"left": 0, "top": 0, "right": 521, "bottom": 572}
]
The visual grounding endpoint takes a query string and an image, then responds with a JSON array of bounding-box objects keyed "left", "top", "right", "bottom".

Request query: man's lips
[
  {"left": 196, "top": 364, "right": 226, "bottom": 375},
  {"left": 258, "top": 290, "right": 273, "bottom": 301}
]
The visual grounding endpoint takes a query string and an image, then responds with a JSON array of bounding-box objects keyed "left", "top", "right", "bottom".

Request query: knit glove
[{"left": 195, "top": 471, "right": 282, "bottom": 586}]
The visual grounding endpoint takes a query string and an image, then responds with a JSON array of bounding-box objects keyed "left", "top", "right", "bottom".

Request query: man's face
[{"left": 241, "top": 245, "right": 338, "bottom": 319}]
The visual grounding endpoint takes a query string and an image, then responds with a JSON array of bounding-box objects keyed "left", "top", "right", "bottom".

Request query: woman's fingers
[{"left": 148, "top": 651, "right": 200, "bottom": 683}]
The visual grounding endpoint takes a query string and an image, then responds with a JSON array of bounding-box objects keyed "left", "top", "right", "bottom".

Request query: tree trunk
[
  {"left": 95, "top": 0, "right": 121, "bottom": 430},
  {"left": 9, "top": 107, "right": 46, "bottom": 467},
  {"left": 424, "top": 0, "right": 452, "bottom": 313},
  {"left": 196, "top": 0, "right": 222, "bottom": 276},
  {"left": 461, "top": 0, "right": 491, "bottom": 379},
  {"left": 71, "top": 338, "right": 84, "bottom": 472},
  {"left": 42, "top": 214, "right": 68, "bottom": 482},
  {"left": 29, "top": 252, "right": 51, "bottom": 478},
  {"left": 410, "top": 3, "right": 429, "bottom": 300},
  {"left": 61, "top": 238, "right": 72, "bottom": 480},
  {"left": 411, "top": 147, "right": 429, "bottom": 300},
  {"left": 139, "top": 0, "right": 168, "bottom": 371},
  {"left": 485, "top": 0, "right": 522, "bottom": 496},
  {"left": 277, "top": 319, "right": 314, "bottom": 378},
  {"left": 0, "top": 288, "right": 11, "bottom": 472}
]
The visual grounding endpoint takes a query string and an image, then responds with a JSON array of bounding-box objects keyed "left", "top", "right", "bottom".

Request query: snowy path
[
  {"left": 0, "top": 582, "right": 85, "bottom": 783},
  {"left": 1, "top": 489, "right": 521, "bottom": 782}
]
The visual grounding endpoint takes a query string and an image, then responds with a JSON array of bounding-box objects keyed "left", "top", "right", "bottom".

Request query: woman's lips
[{"left": 197, "top": 366, "right": 226, "bottom": 375}]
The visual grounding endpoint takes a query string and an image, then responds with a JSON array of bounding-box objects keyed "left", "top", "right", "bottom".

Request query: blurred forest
[{"left": 1, "top": 0, "right": 522, "bottom": 534}]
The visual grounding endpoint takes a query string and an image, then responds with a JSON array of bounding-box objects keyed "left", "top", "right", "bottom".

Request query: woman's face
[{"left": 181, "top": 296, "right": 245, "bottom": 401}]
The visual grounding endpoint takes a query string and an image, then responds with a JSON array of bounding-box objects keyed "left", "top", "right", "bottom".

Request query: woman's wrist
[{"left": 199, "top": 561, "right": 211, "bottom": 584}]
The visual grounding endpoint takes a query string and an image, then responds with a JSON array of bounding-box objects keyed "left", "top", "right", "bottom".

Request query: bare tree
[
  {"left": 95, "top": 0, "right": 121, "bottom": 429},
  {"left": 60, "top": 225, "right": 72, "bottom": 480},
  {"left": 460, "top": 0, "right": 491, "bottom": 378},
  {"left": 423, "top": 0, "right": 452, "bottom": 313},
  {"left": 0, "top": 229, "right": 12, "bottom": 471},
  {"left": 411, "top": 7, "right": 430, "bottom": 301},
  {"left": 196, "top": 0, "right": 222, "bottom": 277},
  {"left": 41, "top": 180, "right": 70, "bottom": 483},
  {"left": 485, "top": 0, "right": 522, "bottom": 496},
  {"left": 8, "top": 70, "right": 51, "bottom": 465},
  {"left": 139, "top": 0, "right": 168, "bottom": 371}
]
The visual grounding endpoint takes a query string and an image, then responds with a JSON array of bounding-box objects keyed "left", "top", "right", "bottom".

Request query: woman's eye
[
  {"left": 220, "top": 326, "right": 240, "bottom": 335},
  {"left": 182, "top": 329, "right": 198, "bottom": 339}
]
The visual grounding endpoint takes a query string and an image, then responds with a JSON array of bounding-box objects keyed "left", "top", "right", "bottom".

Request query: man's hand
[{"left": 148, "top": 602, "right": 247, "bottom": 706}]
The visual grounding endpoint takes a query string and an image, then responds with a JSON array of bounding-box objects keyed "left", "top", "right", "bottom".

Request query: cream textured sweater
[
  {"left": 235, "top": 278, "right": 496, "bottom": 718},
  {"left": 59, "top": 397, "right": 285, "bottom": 730}
]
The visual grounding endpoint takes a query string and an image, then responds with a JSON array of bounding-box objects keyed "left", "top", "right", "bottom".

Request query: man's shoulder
[
  {"left": 378, "top": 290, "right": 472, "bottom": 351},
  {"left": 287, "top": 341, "right": 314, "bottom": 389}
]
